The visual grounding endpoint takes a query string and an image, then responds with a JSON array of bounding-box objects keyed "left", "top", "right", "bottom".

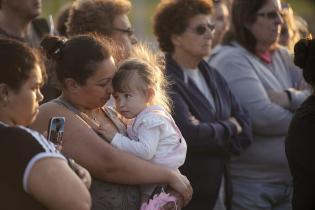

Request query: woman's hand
[
  {"left": 68, "top": 159, "right": 92, "bottom": 189},
  {"left": 294, "top": 80, "right": 309, "bottom": 90},
  {"left": 168, "top": 171, "right": 193, "bottom": 207},
  {"left": 162, "top": 188, "right": 184, "bottom": 210},
  {"left": 229, "top": 117, "right": 242, "bottom": 134},
  {"left": 267, "top": 90, "right": 290, "bottom": 107}
]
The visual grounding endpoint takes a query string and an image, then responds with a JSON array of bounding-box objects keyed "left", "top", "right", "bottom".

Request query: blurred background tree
[{"left": 43, "top": 0, "right": 314, "bottom": 42}]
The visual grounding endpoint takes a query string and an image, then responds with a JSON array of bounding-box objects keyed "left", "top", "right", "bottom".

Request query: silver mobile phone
[{"left": 47, "top": 117, "right": 65, "bottom": 145}]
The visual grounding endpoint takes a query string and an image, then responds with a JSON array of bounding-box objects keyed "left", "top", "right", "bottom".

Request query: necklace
[
  {"left": 90, "top": 110, "right": 97, "bottom": 121},
  {"left": 58, "top": 96, "right": 99, "bottom": 122}
]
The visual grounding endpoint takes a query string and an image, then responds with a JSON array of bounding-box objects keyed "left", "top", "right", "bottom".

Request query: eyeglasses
[
  {"left": 186, "top": 22, "right": 215, "bottom": 35},
  {"left": 113, "top": 27, "right": 134, "bottom": 36},
  {"left": 256, "top": 10, "right": 284, "bottom": 20}
]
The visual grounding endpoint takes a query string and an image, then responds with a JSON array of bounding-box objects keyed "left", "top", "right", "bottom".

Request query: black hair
[
  {"left": 0, "top": 38, "right": 44, "bottom": 91},
  {"left": 294, "top": 38, "right": 315, "bottom": 87},
  {"left": 40, "top": 34, "right": 112, "bottom": 86}
]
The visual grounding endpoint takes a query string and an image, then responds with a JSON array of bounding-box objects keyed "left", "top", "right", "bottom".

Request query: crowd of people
[{"left": 1, "top": 0, "right": 314, "bottom": 210}]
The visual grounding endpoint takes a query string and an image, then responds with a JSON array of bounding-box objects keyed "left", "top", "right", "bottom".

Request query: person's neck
[
  {"left": 0, "top": 10, "right": 32, "bottom": 39},
  {"left": 0, "top": 111, "right": 14, "bottom": 126},
  {"left": 255, "top": 43, "right": 273, "bottom": 53},
  {"left": 171, "top": 50, "right": 201, "bottom": 69}
]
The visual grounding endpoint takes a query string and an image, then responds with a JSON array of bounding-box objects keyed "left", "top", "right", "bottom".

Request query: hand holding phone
[{"left": 47, "top": 117, "right": 65, "bottom": 145}]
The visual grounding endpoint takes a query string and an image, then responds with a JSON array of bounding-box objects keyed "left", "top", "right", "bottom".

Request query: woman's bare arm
[
  {"left": 31, "top": 102, "right": 192, "bottom": 205},
  {"left": 28, "top": 158, "right": 91, "bottom": 210}
]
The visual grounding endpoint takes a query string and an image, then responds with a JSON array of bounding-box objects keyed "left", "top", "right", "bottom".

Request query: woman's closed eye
[{"left": 98, "top": 81, "right": 110, "bottom": 87}]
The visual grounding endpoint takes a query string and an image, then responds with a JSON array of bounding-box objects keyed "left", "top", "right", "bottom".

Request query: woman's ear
[
  {"left": 244, "top": 21, "right": 250, "bottom": 30},
  {"left": 171, "top": 34, "right": 182, "bottom": 47},
  {"left": 0, "top": 84, "right": 9, "bottom": 105},
  {"left": 64, "top": 78, "right": 80, "bottom": 93}
]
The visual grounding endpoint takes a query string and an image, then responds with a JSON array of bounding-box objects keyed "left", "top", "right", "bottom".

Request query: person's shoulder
[
  {"left": 39, "top": 100, "right": 74, "bottom": 117},
  {"left": 274, "top": 45, "right": 292, "bottom": 61},
  {"left": 211, "top": 43, "right": 246, "bottom": 59},
  {"left": 136, "top": 107, "right": 168, "bottom": 129},
  {"left": 0, "top": 125, "right": 31, "bottom": 139},
  {"left": 32, "top": 17, "right": 50, "bottom": 38},
  {"left": 0, "top": 126, "right": 47, "bottom": 150}
]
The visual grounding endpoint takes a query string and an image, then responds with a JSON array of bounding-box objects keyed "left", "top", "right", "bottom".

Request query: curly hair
[
  {"left": 67, "top": 0, "right": 131, "bottom": 37},
  {"left": 153, "top": 0, "right": 212, "bottom": 53}
]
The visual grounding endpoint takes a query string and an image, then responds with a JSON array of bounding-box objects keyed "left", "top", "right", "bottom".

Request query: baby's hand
[
  {"left": 96, "top": 123, "right": 117, "bottom": 142},
  {"left": 79, "top": 112, "right": 118, "bottom": 142}
]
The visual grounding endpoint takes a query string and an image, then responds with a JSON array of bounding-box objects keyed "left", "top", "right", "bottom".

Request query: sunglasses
[
  {"left": 256, "top": 10, "right": 284, "bottom": 20},
  {"left": 113, "top": 27, "right": 134, "bottom": 36},
  {"left": 186, "top": 22, "right": 215, "bottom": 35}
]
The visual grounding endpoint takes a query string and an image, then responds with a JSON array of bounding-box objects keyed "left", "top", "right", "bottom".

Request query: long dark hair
[
  {"left": 222, "top": 0, "right": 267, "bottom": 53},
  {"left": 41, "top": 34, "right": 112, "bottom": 86}
]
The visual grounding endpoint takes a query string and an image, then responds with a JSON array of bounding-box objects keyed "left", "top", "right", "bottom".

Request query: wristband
[{"left": 285, "top": 90, "right": 292, "bottom": 102}]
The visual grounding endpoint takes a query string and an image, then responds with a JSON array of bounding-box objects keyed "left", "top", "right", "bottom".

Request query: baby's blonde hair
[{"left": 113, "top": 43, "right": 171, "bottom": 113}]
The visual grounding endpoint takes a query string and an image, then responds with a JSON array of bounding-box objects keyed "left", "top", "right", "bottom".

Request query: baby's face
[{"left": 113, "top": 87, "right": 149, "bottom": 119}]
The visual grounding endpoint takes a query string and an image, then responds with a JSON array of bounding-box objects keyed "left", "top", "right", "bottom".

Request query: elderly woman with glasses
[
  {"left": 67, "top": 0, "right": 137, "bottom": 61},
  {"left": 209, "top": 0, "right": 310, "bottom": 209},
  {"left": 153, "top": 0, "right": 252, "bottom": 209}
]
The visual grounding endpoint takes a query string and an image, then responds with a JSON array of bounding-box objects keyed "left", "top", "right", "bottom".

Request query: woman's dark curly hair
[
  {"left": 153, "top": 0, "right": 212, "bottom": 53},
  {"left": 294, "top": 38, "right": 315, "bottom": 87}
]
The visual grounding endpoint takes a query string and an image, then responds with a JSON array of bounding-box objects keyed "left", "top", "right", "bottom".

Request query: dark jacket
[
  {"left": 285, "top": 95, "right": 315, "bottom": 210},
  {"left": 165, "top": 54, "right": 252, "bottom": 210}
]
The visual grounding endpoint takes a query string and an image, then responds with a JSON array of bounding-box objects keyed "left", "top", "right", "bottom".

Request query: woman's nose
[
  {"left": 275, "top": 13, "right": 284, "bottom": 25},
  {"left": 131, "top": 35, "right": 138, "bottom": 45},
  {"left": 37, "top": 89, "right": 44, "bottom": 103}
]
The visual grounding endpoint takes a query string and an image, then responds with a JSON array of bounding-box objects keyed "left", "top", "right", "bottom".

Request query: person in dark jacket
[
  {"left": 285, "top": 37, "right": 315, "bottom": 210},
  {"left": 153, "top": 0, "right": 252, "bottom": 209}
]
